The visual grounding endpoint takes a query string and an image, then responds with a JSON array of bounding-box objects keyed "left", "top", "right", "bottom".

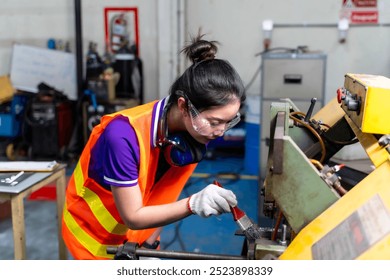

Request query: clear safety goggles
[{"left": 185, "top": 95, "right": 241, "bottom": 136}]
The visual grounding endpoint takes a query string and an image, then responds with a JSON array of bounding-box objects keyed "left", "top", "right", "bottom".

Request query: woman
[{"left": 62, "top": 33, "right": 246, "bottom": 259}]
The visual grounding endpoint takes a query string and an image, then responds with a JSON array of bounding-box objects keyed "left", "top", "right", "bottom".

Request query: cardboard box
[{"left": 0, "top": 75, "right": 15, "bottom": 104}]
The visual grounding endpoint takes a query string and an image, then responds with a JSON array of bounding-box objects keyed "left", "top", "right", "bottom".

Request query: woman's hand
[{"left": 188, "top": 184, "right": 237, "bottom": 217}]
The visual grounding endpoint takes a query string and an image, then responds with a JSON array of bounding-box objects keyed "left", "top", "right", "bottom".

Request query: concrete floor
[
  {"left": 0, "top": 154, "right": 261, "bottom": 260},
  {"left": 0, "top": 199, "right": 63, "bottom": 259}
]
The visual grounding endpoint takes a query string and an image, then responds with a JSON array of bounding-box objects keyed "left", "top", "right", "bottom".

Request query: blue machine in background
[
  {"left": 0, "top": 93, "right": 30, "bottom": 138},
  {"left": 0, "top": 93, "right": 32, "bottom": 159}
]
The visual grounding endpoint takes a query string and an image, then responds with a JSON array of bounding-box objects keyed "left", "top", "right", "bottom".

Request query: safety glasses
[{"left": 185, "top": 95, "right": 241, "bottom": 136}]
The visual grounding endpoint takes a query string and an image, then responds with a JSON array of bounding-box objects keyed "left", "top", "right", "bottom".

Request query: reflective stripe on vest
[
  {"left": 73, "top": 162, "right": 128, "bottom": 234},
  {"left": 63, "top": 201, "right": 116, "bottom": 259}
]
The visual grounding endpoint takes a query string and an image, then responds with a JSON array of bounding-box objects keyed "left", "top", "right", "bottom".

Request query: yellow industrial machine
[
  {"left": 261, "top": 73, "right": 390, "bottom": 259},
  {"left": 107, "top": 73, "right": 390, "bottom": 260}
]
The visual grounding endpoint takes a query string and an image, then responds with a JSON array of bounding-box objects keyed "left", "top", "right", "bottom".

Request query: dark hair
[{"left": 169, "top": 33, "right": 246, "bottom": 111}]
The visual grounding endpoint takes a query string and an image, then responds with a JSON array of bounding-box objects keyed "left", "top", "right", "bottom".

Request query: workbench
[{"left": 0, "top": 164, "right": 67, "bottom": 259}]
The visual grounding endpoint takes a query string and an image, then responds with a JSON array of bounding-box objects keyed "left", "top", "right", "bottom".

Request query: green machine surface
[{"left": 263, "top": 101, "right": 339, "bottom": 233}]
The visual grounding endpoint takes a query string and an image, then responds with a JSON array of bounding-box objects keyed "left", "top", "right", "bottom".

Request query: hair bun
[{"left": 182, "top": 33, "right": 219, "bottom": 64}]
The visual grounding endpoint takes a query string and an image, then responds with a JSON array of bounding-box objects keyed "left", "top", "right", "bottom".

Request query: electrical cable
[
  {"left": 244, "top": 63, "right": 262, "bottom": 92},
  {"left": 320, "top": 131, "right": 359, "bottom": 146},
  {"left": 310, "top": 159, "right": 324, "bottom": 170},
  {"left": 161, "top": 219, "right": 186, "bottom": 251},
  {"left": 289, "top": 111, "right": 327, "bottom": 163}
]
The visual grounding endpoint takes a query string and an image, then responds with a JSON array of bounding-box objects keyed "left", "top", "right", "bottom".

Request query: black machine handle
[{"left": 304, "top": 98, "right": 317, "bottom": 123}]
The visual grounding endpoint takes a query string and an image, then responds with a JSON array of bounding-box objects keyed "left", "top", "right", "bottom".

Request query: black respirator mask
[{"left": 157, "top": 102, "right": 206, "bottom": 167}]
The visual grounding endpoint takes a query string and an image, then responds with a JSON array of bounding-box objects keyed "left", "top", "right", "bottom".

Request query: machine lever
[{"left": 304, "top": 97, "right": 317, "bottom": 122}]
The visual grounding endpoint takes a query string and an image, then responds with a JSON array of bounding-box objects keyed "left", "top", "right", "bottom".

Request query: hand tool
[{"left": 213, "top": 180, "right": 263, "bottom": 241}]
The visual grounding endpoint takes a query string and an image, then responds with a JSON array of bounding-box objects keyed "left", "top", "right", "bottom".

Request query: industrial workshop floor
[{"left": 0, "top": 152, "right": 260, "bottom": 259}]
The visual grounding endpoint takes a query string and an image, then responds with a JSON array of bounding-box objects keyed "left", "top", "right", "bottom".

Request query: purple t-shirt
[{"left": 89, "top": 115, "right": 140, "bottom": 189}]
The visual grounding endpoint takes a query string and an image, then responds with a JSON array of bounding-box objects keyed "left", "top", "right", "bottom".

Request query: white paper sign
[{"left": 10, "top": 44, "right": 77, "bottom": 100}]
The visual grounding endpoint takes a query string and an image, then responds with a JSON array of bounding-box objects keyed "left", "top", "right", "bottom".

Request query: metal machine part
[
  {"left": 107, "top": 242, "right": 246, "bottom": 260},
  {"left": 262, "top": 73, "right": 390, "bottom": 259},
  {"left": 262, "top": 101, "right": 341, "bottom": 233},
  {"left": 378, "top": 134, "right": 390, "bottom": 154},
  {"left": 106, "top": 227, "right": 289, "bottom": 260},
  {"left": 105, "top": 224, "right": 286, "bottom": 260},
  {"left": 107, "top": 239, "right": 286, "bottom": 260},
  {"left": 337, "top": 73, "right": 390, "bottom": 134},
  {"left": 213, "top": 180, "right": 263, "bottom": 241}
]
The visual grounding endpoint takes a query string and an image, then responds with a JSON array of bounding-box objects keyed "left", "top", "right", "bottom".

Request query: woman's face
[{"left": 182, "top": 97, "right": 241, "bottom": 144}]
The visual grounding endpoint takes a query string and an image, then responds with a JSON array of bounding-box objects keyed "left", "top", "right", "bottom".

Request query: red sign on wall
[
  {"left": 350, "top": 11, "right": 378, "bottom": 23},
  {"left": 345, "top": 0, "right": 377, "bottom": 7},
  {"left": 341, "top": 0, "right": 378, "bottom": 24}
]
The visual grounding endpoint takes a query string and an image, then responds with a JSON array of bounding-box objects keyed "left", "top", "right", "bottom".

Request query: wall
[
  {"left": 185, "top": 0, "right": 390, "bottom": 103},
  {"left": 1, "top": 0, "right": 390, "bottom": 104},
  {"left": 0, "top": 0, "right": 75, "bottom": 76}
]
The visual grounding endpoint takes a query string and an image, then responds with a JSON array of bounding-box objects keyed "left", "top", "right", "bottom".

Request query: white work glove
[{"left": 188, "top": 184, "right": 237, "bottom": 217}]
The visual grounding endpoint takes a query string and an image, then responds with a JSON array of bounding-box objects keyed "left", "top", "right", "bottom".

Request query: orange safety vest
[{"left": 62, "top": 101, "right": 197, "bottom": 259}]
